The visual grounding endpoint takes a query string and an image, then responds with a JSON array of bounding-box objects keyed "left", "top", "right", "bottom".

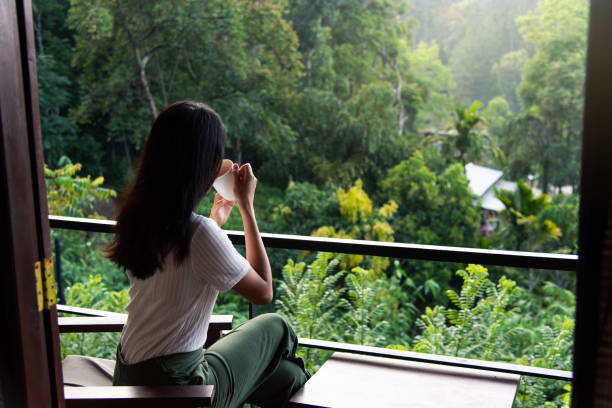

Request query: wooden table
[{"left": 288, "top": 352, "right": 521, "bottom": 408}]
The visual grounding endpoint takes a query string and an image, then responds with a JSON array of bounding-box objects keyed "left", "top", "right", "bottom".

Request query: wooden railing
[
  {"left": 49, "top": 215, "right": 577, "bottom": 381},
  {"left": 48, "top": 215, "right": 578, "bottom": 271}
]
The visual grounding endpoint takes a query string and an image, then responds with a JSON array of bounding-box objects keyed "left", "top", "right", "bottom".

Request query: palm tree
[
  {"left": 441, "top": 101, "right": 503, "bottom": 166},
  {"left": 494, "top": 180, "right": 561, "bottom": 251}
]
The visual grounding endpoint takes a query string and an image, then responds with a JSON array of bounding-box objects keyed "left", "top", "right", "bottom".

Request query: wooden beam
[
  {"left": 49, "top": 215, "right": 579, "bottom": 271},
  {"left": 298, "top": 338, "right": 572, "bottom": 381},
  {"left": 0, "top": 0, "right": 62, "bottom": 406},
  {"left": 572, "top": 1, "right": 612, "bottom": 406},
  {"left": 57, "top": 304, "right": 125, "bottom": 317},
  {"left": 57, "top": 314, "right": 233, "bottom": 348},
  {"left": 64, "top": 385, "right": 214, "bottom": 408}
]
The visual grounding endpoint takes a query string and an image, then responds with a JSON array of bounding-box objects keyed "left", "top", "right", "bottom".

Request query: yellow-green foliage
[
  {"left": 45, "top": 161, "right": 116, "bottom": 218},
  {"left": 311, "top": 226, "right": 363, "bottom": 268},
  {"left": 495, "top": 180, "right": 562, "bottom": 251},
  {"left": 312, "top": 181, "right": 398, "bottom": 273},
  {"left": 377, "top": 200, "right": 398, "bottom": 219},
  {"left": 337, "top": 179, "right": 372, "bottom": 223}
]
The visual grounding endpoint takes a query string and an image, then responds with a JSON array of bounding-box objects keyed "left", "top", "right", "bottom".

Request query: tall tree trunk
[
  {"left": 391, "top": 61, "right": 406, "bottom": 136},
  {"left": 34, "top": 3, "right": 43, "bottom": 55},
  {"left": 134, "top": 47, "right": 158, "bottom": 119},
  {"left": 306, "top": 49, "right": 313, "bottom": 87},
  {"left": 116, "top": 0, "right": 157, "bottom": 119},
  {"left": 232, "top": 135, "right": 242, "bottom": 164},
  {"left": 156, "top": 61, "right": 168, "bottom": 107},
  {"left": 123, "top": 134, "right": 132, "bottom": 170},
  {"left": 541, "top": 156, "right": 550, "bottom": 194},
  {"left": 379, "top": 45, "right": 406, "bottom": 136}
]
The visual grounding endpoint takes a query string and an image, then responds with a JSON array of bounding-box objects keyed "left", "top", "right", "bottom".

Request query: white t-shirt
[{"left": 119, "top": 214, "right": 250, "bottom": 364}]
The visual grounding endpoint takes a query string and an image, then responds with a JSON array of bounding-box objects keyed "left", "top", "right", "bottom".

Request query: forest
[{"left": 38, "top": 0, "right": 587, "bottom": 406}]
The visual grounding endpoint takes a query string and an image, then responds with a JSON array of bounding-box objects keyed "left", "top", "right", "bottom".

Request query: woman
[{"left": 105, "top": 101, "right": 309, "bottom": 407}]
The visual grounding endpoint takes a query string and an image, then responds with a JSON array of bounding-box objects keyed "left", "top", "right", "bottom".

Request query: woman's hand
[
  {"left": 232, "top": 163, "right": 257, "bottom": 210},
  {"left": 210, "top": 193, "right": 235, "bottom": 227},
  {"left": 229, "top": 162, "right": 272, "bottom": 305}
]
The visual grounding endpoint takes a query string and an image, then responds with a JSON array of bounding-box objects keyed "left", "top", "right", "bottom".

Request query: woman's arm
[
  {"left": 209, "top": 193, "right": 235, "bottom": 227},
  {"left": 230, "top": 163, "right": 273, "bottom": 305}
]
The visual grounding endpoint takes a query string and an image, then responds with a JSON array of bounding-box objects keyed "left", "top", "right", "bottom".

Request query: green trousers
[{"left": 113, "top": 313, "right": 310, "bottom": 408}]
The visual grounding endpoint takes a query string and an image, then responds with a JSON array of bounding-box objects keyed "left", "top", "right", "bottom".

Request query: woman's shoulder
[{"left": 191, "top": 213, "right": 223, "bottom": 238}]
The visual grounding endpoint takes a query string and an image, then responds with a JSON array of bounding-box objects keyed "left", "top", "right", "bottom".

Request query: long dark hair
[{"left": 105, "top": 101, "right": 225, "bottom": 279}]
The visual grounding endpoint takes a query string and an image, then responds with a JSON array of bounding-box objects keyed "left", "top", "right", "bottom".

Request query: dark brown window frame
[{"left": 2, "top": 0, "right": 612, "bottom": 406}]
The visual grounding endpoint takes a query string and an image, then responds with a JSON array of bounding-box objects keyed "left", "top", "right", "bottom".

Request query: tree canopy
[{"left": 39, "top": 1, "right": 586, "bottom": 406}]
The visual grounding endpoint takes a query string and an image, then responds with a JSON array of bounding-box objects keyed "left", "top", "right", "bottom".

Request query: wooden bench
[
  {"left": 288, "top": 352, "right": 521, "bottom": 408},
  {"left": 63, "top": 385, "right": 215, "bottom": 408},
  {"left": 57, "top": 305, "right": 233, "bottom": 407},
  {"left": 57, "top": 305, "right": 233, "bottom": 347}
]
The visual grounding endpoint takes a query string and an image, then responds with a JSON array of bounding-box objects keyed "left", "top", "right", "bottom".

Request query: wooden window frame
[
  {"left": 1, "top": 0, "right": 611, "bottom": 406},
  {"left": 0, "top": 0, "right": 64, "bottom": 406}
]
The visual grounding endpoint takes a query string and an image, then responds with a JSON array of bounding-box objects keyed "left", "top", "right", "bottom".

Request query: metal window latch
[{"left": 34, "top": 256, "right": 57, "bottom": 311}]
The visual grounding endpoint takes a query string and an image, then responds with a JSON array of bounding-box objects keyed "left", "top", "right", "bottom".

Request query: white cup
[{"left": 213, "top": 159, "right": 235, "bottom": 201}]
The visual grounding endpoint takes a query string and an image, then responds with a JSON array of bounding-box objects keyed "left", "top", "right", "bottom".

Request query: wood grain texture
[
  {"left": 573, "top": 1, "right": 612, "bottom": 407},
  {"left": 0, "top": 0, "right": 56, "bottom": 406},
  {"left": 48, "top": 215, "right": 578, "bottom": 271},
  {"left": 15, "top": 0, "right": 65, "bottom": 405},
  {"left": 57, "top": 314, "right": 233, "bottom": 348},
  {"left": 594, "top": 200, "right": 612, "bottom": 407},
  {"left": 64, "top": 385, "right": 213, "bottom": 408},
  {"left": 288, "top": 352, "right": 519, "bottom": 408},
  {"left": 57, "top": 304, "right": 126, "bottom": 317},
  {"left": 297, "top": 338, "right": 571, "bottom": 381}
]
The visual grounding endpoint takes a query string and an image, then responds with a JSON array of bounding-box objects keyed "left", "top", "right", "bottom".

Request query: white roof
[
  {"left": 496, "top": 180, "right": 517, "bottom": 193},
  {"left": 464, "top": 163, "right": 503, "bottom": 197},
  {"left": 480, "top": 181, "right": 517, "bottom": 211},
  {"left": 481, "top": 190, "right": 505, "bottom": 212}
]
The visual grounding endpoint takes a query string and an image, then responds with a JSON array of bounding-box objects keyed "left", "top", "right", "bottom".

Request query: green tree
[
  {"left": 482, "top": 97, "right": 513, "bottom": 141},
  {"left": 482, "top": 96, "right": 513, "bottom": 169},
  {"left": 311, "top": 179, "right": 398, "bottom": 273},
  {"left": 285, "top": 0, "right": 339, "bottom": 89},
  {"left": 538, "top": 194, "right": 579, "bottom": 254},
  {"left": 68, "top": 0, "right": 302, "bottom": 181},
  {"left": 491, "top": 49, "right": 529, "bottom": 113},
  {"left": 33, "top": 0, "right": 105, "bottom": 172},
  {"left": 271, "top": 181, "right": 340, "bottom": 236},
  {"left": 493, "top": 180, "right": 561, "bottom": 252},
  {"left": 409, "top": 41, "right": 456, "bottom": 130},
  {"left": 283, "top": 0, "right": 434, "bottom": 190},
  {"left": 380, "top": 151, "right": 480, "bottom": 247},
  {"left": 442, "top": 101, "right": 493, "bottom": 165},
  {"left": 45, "top": 159, "right": 116, "bottom": 218},
  {"left": 427, "top": 0, "right": 533, "bottom": 105},
  {"left": 511, "top": 0, "right": 588, "bottom": 193},
  {"left": 380, "top": 152, "right": 480, "bottom": 303}
]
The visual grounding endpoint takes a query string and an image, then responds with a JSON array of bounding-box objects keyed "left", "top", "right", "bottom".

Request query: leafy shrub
[
  {"left": 275, "top": 253, "right": 345, "bottom": 371},
  {"left": 60, "top": 275, "right": 129, "bottom": 359},
  {"left": 45, "top": 158, "right": 116, "bottom": 218},
  {"left": 408, "top": 264, "right": 573, "bottom": 407},
  {"left": 46, "top": 159, "right": 126, "bottom": 291},
  {"left": 275, "top": 253, "right": 417, "bottom": 371},
  {"left": 53, "top": 230, "right": 127, "bottom": 292}
]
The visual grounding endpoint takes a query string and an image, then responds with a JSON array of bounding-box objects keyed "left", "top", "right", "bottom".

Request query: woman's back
[
  {"left": 109, "top": 101, "right": 309, "bottom": 406},
  {"left": 120, "top": 214, "right": 249, "bottom": 364}
]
